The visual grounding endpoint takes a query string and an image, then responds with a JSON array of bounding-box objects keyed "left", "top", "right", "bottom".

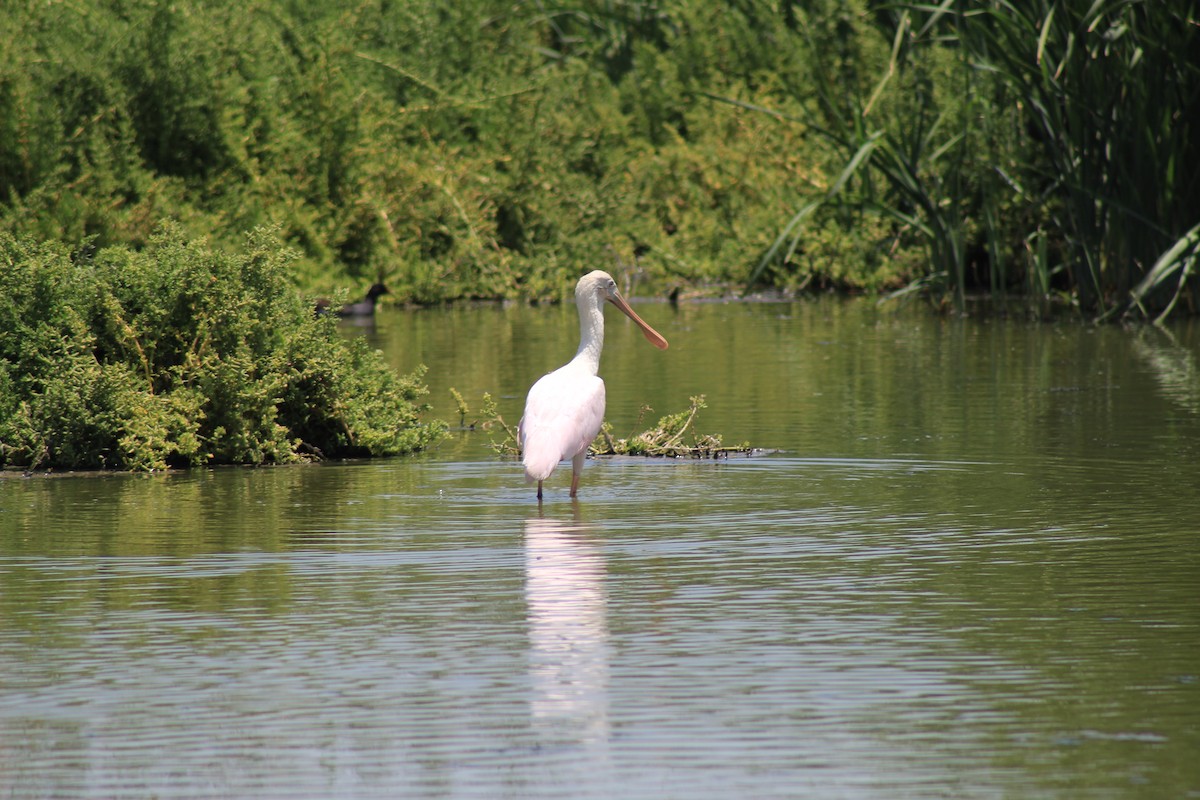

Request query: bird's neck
[{"left": 571, "top": 302, "right": 605, "bottom": 375}]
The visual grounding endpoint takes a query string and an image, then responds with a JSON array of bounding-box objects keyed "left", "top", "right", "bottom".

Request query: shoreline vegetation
[
  {"left": 2, "top": 1, "right": 1197, "bottom": 471},
  {"left": 2, "top": 1, "right": 1195, "bottom": 314},
  {"left": 0, "top": 228, "right": 445, "bottom": 472}
]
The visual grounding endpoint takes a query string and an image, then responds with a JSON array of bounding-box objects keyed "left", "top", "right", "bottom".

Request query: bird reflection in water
[{"left": 524, "top": 510, "right": 612, "bottom": 773}]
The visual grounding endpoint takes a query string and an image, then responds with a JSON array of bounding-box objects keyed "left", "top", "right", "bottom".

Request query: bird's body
[
  {"left": 315, "top": 283, "right": 390, "bottom": 318},
  {"left": 520, "top": 361, "right": 606, "bottom": 492},
  {"left": 518, "top": 270, "right": 668, "bottom": 499}
]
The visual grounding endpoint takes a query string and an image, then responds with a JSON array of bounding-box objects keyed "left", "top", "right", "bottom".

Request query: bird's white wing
[{"left": 519, "top": 368, "right": 606, "bottom": 482}]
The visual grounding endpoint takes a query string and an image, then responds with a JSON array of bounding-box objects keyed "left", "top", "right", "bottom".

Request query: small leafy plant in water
[{"left": 468, "top": 392, "right": 751, "bottom": 460}]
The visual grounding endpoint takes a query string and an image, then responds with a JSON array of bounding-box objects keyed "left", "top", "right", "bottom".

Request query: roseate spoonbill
[
  {"left": 315, "top": 283, "right": 390, "bottom": 317},
  {"left": 519, "top": 270, "right": 669, "bottom": 500}
]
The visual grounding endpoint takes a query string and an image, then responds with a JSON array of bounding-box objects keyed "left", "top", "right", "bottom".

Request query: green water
[{"left": 1, "top": 298, "right": 1197, "bottom": 798}]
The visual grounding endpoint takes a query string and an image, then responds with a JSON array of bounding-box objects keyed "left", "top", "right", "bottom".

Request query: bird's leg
[
  {"left": 570, "top": 451, "right": 585, "bottom": 498},
  {"left": 537, "top": 481, "right": 544, "bottom": 500}
]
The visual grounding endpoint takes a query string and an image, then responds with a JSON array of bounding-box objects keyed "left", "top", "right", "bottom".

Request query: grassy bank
[{"left": 1, "top": 0, "right": 1196, "bottom": 315}]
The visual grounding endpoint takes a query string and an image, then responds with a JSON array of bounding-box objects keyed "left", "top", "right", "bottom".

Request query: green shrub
[{"left": 0, "top": 227, "right": 444, "bottom": 470}]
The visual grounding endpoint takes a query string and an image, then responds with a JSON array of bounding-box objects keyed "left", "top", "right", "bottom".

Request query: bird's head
[{"left": 576, "top": 270, "right": 668, "bottom": 350}]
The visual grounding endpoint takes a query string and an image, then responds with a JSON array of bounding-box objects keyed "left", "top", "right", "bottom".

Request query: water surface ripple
[{"left": 2, "top": 299, "right": 1197, "bottom": 798}]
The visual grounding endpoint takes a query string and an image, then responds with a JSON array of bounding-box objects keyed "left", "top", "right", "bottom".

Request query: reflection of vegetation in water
[
  {"left": 0, "top": 228, "right": 444, "bottom": 471},
  {"left": 455, "top": 390, "right": 751, "bottom": 459},
  {"left": 1131, "top": 329, "right": 1200, "bottom": 416}
]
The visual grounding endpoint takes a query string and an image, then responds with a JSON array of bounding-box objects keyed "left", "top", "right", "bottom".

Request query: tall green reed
[
  {"left": 951, "top": 0, "right": 1200, "bottom": 319},
  {"left": 746, "top": 0, "right": 1199, "bottom": 318},
  {"left": 744, "top": 4, "right": 988, "bottom": 312}
]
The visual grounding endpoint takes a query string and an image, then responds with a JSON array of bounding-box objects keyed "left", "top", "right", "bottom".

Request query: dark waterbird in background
[
  {"left": 518, "top": 270, "right": 669, "bottom": 501},
  {"left": 315, "top": 283, "right": 391, "bottom": 318}
]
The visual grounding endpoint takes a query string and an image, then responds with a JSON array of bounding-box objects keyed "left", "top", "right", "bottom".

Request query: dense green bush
[{"left": 0, "top": 228, "right": 443, "bottom": 470}]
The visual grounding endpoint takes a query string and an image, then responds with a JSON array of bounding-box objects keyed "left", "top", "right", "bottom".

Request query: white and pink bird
[{"left": 519, "top": 271, "right": 669, "bottom": 500}]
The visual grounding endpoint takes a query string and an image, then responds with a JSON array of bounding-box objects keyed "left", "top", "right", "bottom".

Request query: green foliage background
[
  {"left": 0, "top": 0, "right": 906, "bottom": 302},
  {"left": 3, "top": 1, "right": 1195, "bottom": 310}
]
